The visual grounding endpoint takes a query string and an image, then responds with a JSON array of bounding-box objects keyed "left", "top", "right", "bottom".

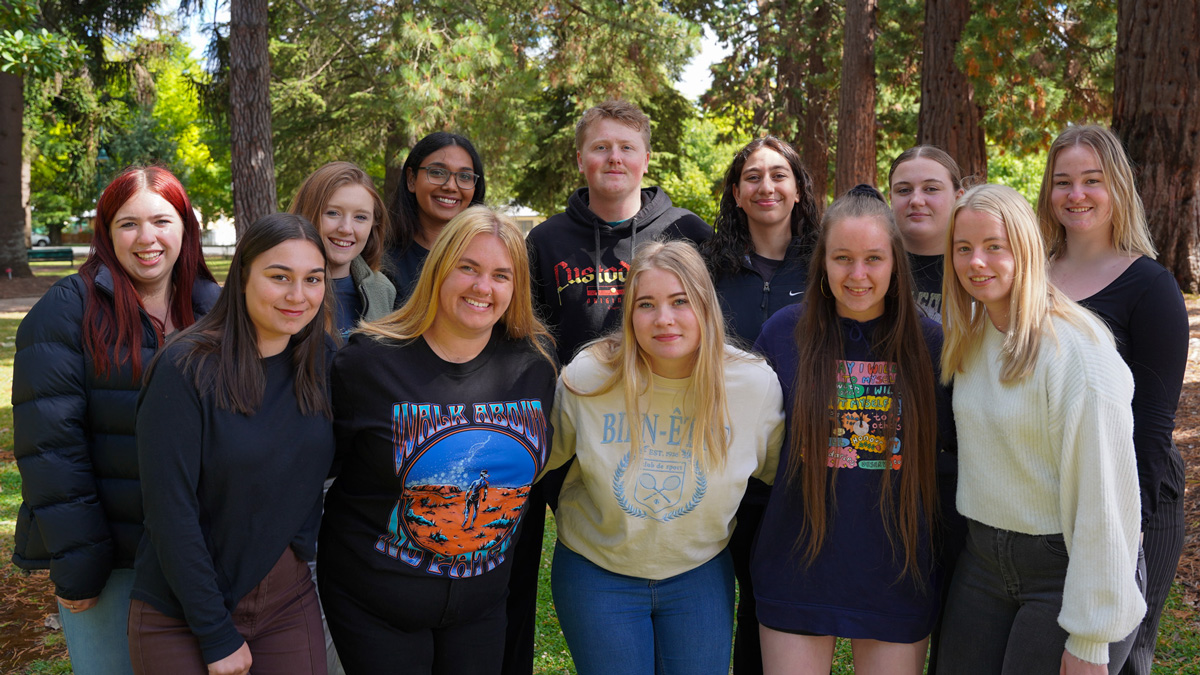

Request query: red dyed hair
[{"left": 81, "top": 166, "right": 215, "bottom": 379}]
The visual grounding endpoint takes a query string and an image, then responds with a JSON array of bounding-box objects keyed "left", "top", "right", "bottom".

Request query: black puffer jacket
[{"left": 11, "top": 266, "right": 220, "bottom": 600}]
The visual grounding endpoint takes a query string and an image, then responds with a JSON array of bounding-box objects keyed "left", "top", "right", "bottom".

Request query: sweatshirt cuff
[
  {"left": 1064, "top": 635, "right": 1108, "bottom": 666},
  {"left": 199, "top": 620, "right": 246, "bottom": 665}
]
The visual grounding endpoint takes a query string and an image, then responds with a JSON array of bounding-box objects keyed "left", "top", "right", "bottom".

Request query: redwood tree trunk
[
  {"left": 801, "top": 2, "right": 832, "bottom": 210},
  {"left": 230, "top": 0, "right": 277, "bottom": 236},
  {"left": 834, "top": 0, "right": 878, "bottom": 196},
  {"left": 1113, "top": 0, "right": 1200, "bottom": 292},
  {"left": 0, "top": 72, "right": 32, "bottom": 278},
  {"left": 917, "top": 0, "right": 987, "bottom": 182}
]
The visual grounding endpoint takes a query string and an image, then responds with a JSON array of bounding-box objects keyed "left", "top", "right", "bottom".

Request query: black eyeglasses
[{"left": 417, "top": 166, "right": 480, "bottom": 189}]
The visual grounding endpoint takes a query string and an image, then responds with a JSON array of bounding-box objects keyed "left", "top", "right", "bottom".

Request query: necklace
[{"left": 423, "top": 332, "right": 485, "bottom": 364}]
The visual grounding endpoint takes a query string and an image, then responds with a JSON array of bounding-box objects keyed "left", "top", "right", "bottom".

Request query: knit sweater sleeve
[
  {"left": 136, "top": 350, "right": 245, "bottom": 664},
  {"left": 751, "top": 364, "right": 785, "bottom": 486},
  {"left": 541, "top": 375, "right": 578, "bottom": 478},
  {"left": 1048, "top": 326, "right": 1145, "bottom": 665}
]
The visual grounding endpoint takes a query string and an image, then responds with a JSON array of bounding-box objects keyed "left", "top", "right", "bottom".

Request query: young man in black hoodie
[{"left": 503, "top": 100, "right": 712, "bottom": 675}]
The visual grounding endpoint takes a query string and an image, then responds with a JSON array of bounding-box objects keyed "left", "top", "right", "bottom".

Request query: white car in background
[{"left": 31, "top": 234, "right": 50, "bottom": 246}]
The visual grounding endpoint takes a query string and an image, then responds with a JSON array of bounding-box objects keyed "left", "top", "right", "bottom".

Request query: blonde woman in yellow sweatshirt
[{"left": 543, "top": 240, "right": 785, "bottom": 675}]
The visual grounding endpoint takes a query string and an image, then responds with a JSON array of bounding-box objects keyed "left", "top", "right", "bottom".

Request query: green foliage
[
  {"left": 959, "top": 0, "right": 1116, "bottom": 152},
  {"left": 987, "top": 144, "right": 1048, "bottom": 204},
  {"left": 651, "top": 111, "right": 750, "bottom": 224},
  {"left": 0, "top": 0, "right": 83, "bottom": 78}
]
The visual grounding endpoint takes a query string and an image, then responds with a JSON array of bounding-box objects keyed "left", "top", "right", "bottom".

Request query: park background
[{"left": 1, "top": 0, "right": 1199, "bottom": 672}]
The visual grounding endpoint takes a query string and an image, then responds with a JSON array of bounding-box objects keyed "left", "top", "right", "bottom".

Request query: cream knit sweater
[{"left": 954, "top": 316, "right": 1146, "bottom": 665}]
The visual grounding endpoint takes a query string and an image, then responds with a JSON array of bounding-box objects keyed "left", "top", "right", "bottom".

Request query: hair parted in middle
[
  {"left": 288, "top": 161, "right": 391, "bottom": 272},
  {"left": 942, "top": 183, "right": 1110, "bottom": 385},
  {"left": 157, "top": 212, "right": 332, "bottom": 418},
  {"left": 1035, "top": 124, "right": 1156, "bottom": 259},
  {"left": 358, "top": 205, "right": 555, "bottom": 367},
  {"left": 574, "top": 99, "right": 652, "bottom": 152},
  {"left": 390, "top": 132, "right": 487, "bottom": 254},
  {"left": 563, "top": 239, "right": 742, "bottom": 470},
  {"left": 788, "top": 184, "right": 938, "bottom": 584},
  {"left": 888, "top": 145, "right": 965, "bottom": 193},
  {"left": 704, "top": 136, "right": 822, "bottom": 277}
]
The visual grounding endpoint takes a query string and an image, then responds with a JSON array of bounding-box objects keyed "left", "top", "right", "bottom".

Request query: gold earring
[{"left": 820, "top": 276, "right": 832, "bottom": 298}]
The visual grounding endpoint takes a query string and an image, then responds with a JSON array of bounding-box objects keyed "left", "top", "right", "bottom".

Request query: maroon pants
[{"left": 128, "top": 549, "right": 326, "bottom": 675}]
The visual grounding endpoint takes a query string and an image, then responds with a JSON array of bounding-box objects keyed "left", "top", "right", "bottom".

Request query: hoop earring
[{"left": 820, "top": 276, "right": 832, "bottom": 299}]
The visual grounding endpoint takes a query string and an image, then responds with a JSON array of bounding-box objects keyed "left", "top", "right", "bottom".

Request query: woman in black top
[
  {"left": 387, "top": 132, "right": 487, "bottom": 305},
  {"left": 12, "top": 166, "right": 217, "bottom": 675},
  {"left": 1037, "top": 125, "right": 1188, "bottom": 675},
  {"left": 701, "top": 136, "right": 820, "bottom": 675},
  {"left": 130, "top": 213, "right": 334, "bottom": 675},
  {"left": 320, "top": 206, "right": 556, "bottom": 675}
]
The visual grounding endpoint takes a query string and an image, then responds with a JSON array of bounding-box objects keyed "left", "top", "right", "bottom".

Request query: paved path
[{"left": 0, "top": 297, "right": 42, "bottom": 313}]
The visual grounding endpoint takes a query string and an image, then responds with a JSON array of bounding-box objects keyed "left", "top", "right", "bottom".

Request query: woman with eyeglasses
[{"left": 388, "top": 132, "right": 487, "bottom": 305}]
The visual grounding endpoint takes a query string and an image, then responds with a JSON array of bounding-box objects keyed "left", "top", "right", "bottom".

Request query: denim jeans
[
  {"left": 937, "top": 520, "right": 1141, "bottom": 674},
  {"left": 551, "top": 542, "right": 735, "bottom": 675},
  {"left": 59, "top": 567, "right": 136, "bottom": 675}
]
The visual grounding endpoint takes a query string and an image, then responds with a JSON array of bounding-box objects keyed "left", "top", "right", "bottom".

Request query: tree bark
[
  {"left": 1113, "top": 0, "right": 1200, "bottom": 292},
  {"left": 801, "top": 2, "right": 831, "bottom": 211},
  {"left": 834, "top": 0, "right": 878, "bottom": 196},
  {"left": 230, "top": 0, "right": 277, "bottom": 236},
  {"left": 383, "top": 122, "right": 410, "bottom": 211},
  {"left": 917, "top": 0, "right": 987, "bottom": 183},
  {"left": 0, "top": 72, "right": 32, "bottom": 278}
]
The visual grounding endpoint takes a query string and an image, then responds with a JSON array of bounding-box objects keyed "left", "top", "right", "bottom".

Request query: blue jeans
[
  {"left": 59, "top": 567, "right": 135, "bottom": 675},
  {"left": 937, "top": 520, "right": 1141, "bottom": 674},
  {"left": 551, "top": 542, "right": 735, "bottom": 675}
]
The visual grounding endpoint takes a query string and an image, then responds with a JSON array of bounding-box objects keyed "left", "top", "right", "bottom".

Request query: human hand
[
  {"left": 1060, "top": 649, "right": 1107, "bottom": 675},
  {"left": 56, "top": 595, "right": 99, "bottom": 613},
  {"left": 207, "top": 642, "right": 252, "bottom": 675}
]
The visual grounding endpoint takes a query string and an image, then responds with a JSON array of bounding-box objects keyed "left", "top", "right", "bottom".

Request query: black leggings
[{"left": 320, "top": 569, "right": 508, "bottom": 675}]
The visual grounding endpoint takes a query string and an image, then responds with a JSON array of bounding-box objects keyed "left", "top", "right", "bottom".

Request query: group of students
[{"left": 11, "top": 99, "right": 1187, "bottom": 675}]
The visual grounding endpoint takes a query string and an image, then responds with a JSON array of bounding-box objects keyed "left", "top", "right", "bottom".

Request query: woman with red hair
[{"left": 12, "top": 166, "right": 219, "bottom": 675}]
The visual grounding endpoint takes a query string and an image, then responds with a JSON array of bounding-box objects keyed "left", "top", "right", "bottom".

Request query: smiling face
[
  {"left": 889, "top": 156, "right": 961, "bottom": 255},
  {"left": 407, "top": 145, "right": 477, "bottom": 237},
  {"left": 951, "top": 208, "right": 1015, "bottom": 331},
  {"left": 109, "top": 189, "right": 185, "bottom": 297},
  {"left": 577, "top": 118, "right": 651, "bottom": 201},
  {"left": 1050, "top": 144, "right": 1113, "bottom": 244},
  {"left": 631, "top": 267, "right": 701, "bottom": 379},
  {"left": 732, "top": 147, "right": 800, "bottom": 234},
  {"left": 319, "top": 183, "right": 375, "bottom": 278},
  {"left": 433, "top": 233, "right": 515, "bottom": 343},
  {"left": 244, "top": 238, "right": 327, "bottom": 357},
  {"left": 825, "top": 216, "right": 894, "bottom": 322}
]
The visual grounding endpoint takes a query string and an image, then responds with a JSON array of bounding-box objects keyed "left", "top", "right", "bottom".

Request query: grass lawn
[{"left": 0, "top": 265, "right": 1195, "bottom": 673}]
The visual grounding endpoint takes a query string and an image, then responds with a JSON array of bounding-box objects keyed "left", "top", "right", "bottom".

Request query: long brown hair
[
  {"left": 789, "top": 187, "right": 939, "bottom": 583},
  {"left": 288, "top": 161, "right": 391, "bottom": 271},
  {"left": 81, "top": 166, "right": 215, "bottom": 378},
  {"left": 161, "top": 213, "right": 332, "bottom": 417}
]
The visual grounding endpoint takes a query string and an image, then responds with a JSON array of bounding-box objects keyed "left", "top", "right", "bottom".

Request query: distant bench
[{"left": 28, "top": 247, "right": 74, "bottom": 265}]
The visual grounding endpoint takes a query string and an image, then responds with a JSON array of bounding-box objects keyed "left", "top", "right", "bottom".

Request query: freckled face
[
  {"left": 319, "top": 184, "right": 375, "bottom": 278},
  {"left": 825, "top": 216, "right": 894, "bottom": 322},
  {"left": 631, "top": 268, "right": 701, "bottom": 379}
]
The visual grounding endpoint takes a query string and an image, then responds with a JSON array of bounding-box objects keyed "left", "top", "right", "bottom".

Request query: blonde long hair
[
  {"left": 1036, "top": 125, "right": 1156, "bottom": 259},
  {"left": 942, "top": 184, "right": 1108, "bottom": 384},
  {"left": 358, "top": 206, "right": 554, "bottom": 365},
  {"left": 564, "top": 240, "right": 734, "bottom": 469}
]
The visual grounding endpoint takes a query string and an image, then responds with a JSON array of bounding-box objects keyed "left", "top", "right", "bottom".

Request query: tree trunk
[
  {"left": 230, "top": 0, "right": 277, "bottom": 237},
  {"left": 834, "top": 0, "right": 878, "bottom": 196},
  {"left": 383, "top": 122, "right": 409, "bottom": 211},
  {"left": 800, "top": 1, "right": 831, "bottom": 210},
  {"left": 0, "top": 72, "right": 32, "bottom": 278},
  {"left": 917, "top": 0, "right": 987, "bottom": 183},
  {"left": 1113, "top": 0, "right": 1200, "bottom": 292}
]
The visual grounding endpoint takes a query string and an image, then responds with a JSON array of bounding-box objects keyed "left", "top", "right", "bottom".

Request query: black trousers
[{"left": 320, "top": 567, "right": 508, "bottom": 675}]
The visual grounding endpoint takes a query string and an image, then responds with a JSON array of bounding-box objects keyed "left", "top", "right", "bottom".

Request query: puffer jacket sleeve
[{"left": 12, "top": 277, "right": 115, "bottom": 599}]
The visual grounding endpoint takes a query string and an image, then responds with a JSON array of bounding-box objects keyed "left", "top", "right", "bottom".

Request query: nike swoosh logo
[{"left": 789, "top": 290, "right": 803, "bottom": 296}]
